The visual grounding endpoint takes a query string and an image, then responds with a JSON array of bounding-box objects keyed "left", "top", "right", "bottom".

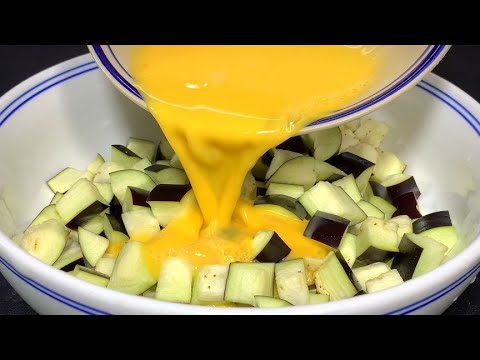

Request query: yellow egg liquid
[{"left": 130, "top": 45, "right": 379, "bottom": 277}]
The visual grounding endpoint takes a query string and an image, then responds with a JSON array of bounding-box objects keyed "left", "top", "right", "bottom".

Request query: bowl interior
[{"left": 89, "top": 45, "right": 451, "bottom": 132}]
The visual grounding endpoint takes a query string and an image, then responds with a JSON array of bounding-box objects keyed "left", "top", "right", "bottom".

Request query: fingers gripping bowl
[{"left": 0, "top": 53, "right": 480, "bottom": 314}]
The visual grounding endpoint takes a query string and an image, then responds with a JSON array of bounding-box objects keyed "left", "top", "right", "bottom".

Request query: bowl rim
[
  {"left": 87, "top": 45, "right": 451, "bottom": 135},
  {"left": 0, "top": 53, "right": 479, "bottom": 314}
]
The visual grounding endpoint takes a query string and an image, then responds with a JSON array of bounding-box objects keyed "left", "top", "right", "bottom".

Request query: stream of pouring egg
[{"left": 130, "top": 45, "right": 378, "bottom": 276}]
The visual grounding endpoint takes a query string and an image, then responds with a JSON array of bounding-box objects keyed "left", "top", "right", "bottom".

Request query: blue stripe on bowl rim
[
  {"left": 0, "top": 58, "right": 479, "bottom": 315},
  {"left": 90, "top": 45, "right": 447, "bottom": 128}
]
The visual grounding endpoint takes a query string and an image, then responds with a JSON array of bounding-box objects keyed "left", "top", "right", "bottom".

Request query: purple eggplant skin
[
  {"left": 354, "top": 290, "right": 366, "bottom": 296},
  {"left": 392, "top": 192, "right": 422, "bottom": 219},
  {"left": 326, "top": 152, "right": 375, "bottom": 178},
  {"left": 60, "top": 258, "right": 85, "bottom": 273},
  {"left": 147, "top": 184, "right": 192, "bottom": 202},
  {"left": 109, "top": 196, "right": 123, "bottom": 220},
  {"left": 128, "top": 186, "right": 150, "bottom": 207},
  {"left": 303, "top": 211, "right": 349, "bottom": 249},
  {"left": 387, "top": 177, "right": 421, "bottom": 201},
  {"left": 66, "top": 201, "right": 108, "bottom": 230},
  {"left": 370, "top": 181, "right": 392, "bottom": 202},
  {"left": 256, "top": 186, "right": 267, "bottom": 197},
  {"left": 255, "top": 232, "right": 291, "bottom": 263},
  {"left": 391, "top": 234, "right": 424, "bottom": 281},
  {"left": 355, "top": 247, "right": 396, "bottom": 266},
  {"left": 334, "top": 250, "right": 362, "bottom": 291},
  {"left": 112, "top": 145, "right": 140, "bottom": 158},
  {"left": 254, "top": 195, "right": 308, "bottom": 220},
  {"left": 105, "top": 213, "right": 127, "bottom": 234},
  {"left": 277, "top": 136, "right": 310, "bottom": 155},
  {"left": 144, "top": 164, "right": 171, "bottom": 173},
  {"left": 412, "top": 211, "right": 452, "bottom": 234}
]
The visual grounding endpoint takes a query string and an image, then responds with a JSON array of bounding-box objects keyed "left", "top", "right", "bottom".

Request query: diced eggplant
[
  {"left": 126, "top": 137, "right": 156, "bottom": 162},
  {"left": 76, "top": 211, "right": 106, "bottom": 235},
  {"left": 392, "top": 233, "right": 447, "bottom": 279},
  {"left": 368, "top": 196, "right": 397, "bottom": 220},
  {"left": 338, "top": 233, "right": 357, "bottom": 268},
  {"left": 144, "top": 165, "right": 189, "bottom": 185},
  {"left": 299, "top": 181, "right": 366, "bottom": 225},
  {"left": 384, "top": 176, "right": 421, "bottom": 200},
  {"left": 78, "top": 226, "right": 109, "bottom": 267},
  {"left": 266, "top": 150, "right": 304, "bottom": 181},
  {"left": 156, "top": 257, "right": 193, "bottom": 304},
  {"left": 267, "top": 156, "right": 317, "bottom": 189},
  {"left": 314, "top": 161, "right": 347, "bottom": 182},
  {"left": 131, "top": 158, "right": 153, "bottom": 171},
  {"left": 28, "top": 204, "right": 62, "bottom": 228},
  {"left": 110, "top": 169, "right": 156, "bottom": 204},
  {"left": 121, "top": 208, "right": 160, "bottom": 238},
  {"left": 20, "top": 219, "right": 69, "bottom": 265},
  {"left": 266, "top": 183, "right": 305, "bottom": 199},
  {"left": 56, "top": 179, "right": 109, "bottom": 225},
  {"left": 365, "top": 269, "right": 404, "bottom": 293},
  {"left": 355, "top": 166, "right": 375, "bottom": 197},
  {"left": 412, "top": 211, "right": 452, "bottom": 233},
  {"left": 87, "top": 154, "right": 105, "bottom": 175},
  {"left": 342, "top": 143, "right": 378, "bottom": 164},
  {"left": 73, "top": 265, "right": 110, "bottom": 287},
  {"left": 275, "top": 259, "right": 309, "bottom": 305},
  {"left": 304, "top": 127, "right": 342, "bottom": 161},
  {"left": 123, "top": 186, "right": 150, "bottom": 211},
  {"left": 170, "top": 154, "right": 184, "bottom": 170},
  {"left": 49, "top": 192, "right": 63, "bottom": 205},
  {"left": 93, "top": 182, "right": 114, "bottom": 203},
  {"left": 276, "top": 136, "right": 310, "bottom": 155},
  {"left": 355, "top": 247, "right": 396, "bottom": 266},
  {"left": 93, "top": 161, "right": 125, "bottom": 184},
  {"left": 254, "top": 194, "right": 308, "bottom": 220},
  {"left": 413, "top": 211, "right": 458, "bottom": 254},
  {"left": 332, "top": 174, "right": 362, "bottom": 202},
  {"left": 252, "top": 230, "right": 291, "bottom": 263},
  {"left": 392, "top": 192, "right": 422, "bottom": 219},
  {"left": 371, "top": 151, "right": 406, "bottom": 183},
  {"left": 224, "top": 262, "right": 275, "bottom": 306},
  {"left": 191, "top": 264, "right": 229, "bottom": 304},
  {"left": 314, "top": 251, "right": 360, "bottom": 300},
  {"left": 147, "top": 184, "right": 192, "bottom": 202},
  {"left": 148, "top": 201, "right": 185, "bottom": 228},
  {"left": 391, "top": 234, "right": 424, "bottom": 280},
  {"left": 356, "top": 217, "right": 400, "bottom": 259},
  {"left": 53, "top": 236, "right": 83, "bottom": 270},
  {"left": 156, "top": 140, "right": 175, "bottom": 161},
  {"left": 94, "top": 256, "right": 117, "bottom": 277},
  {"left": 103, "top": 213, "right": 127, "bottom": 238},
  {"left": 389, "top": 215, "right": 413, "bottom": 240},
  {"left": 111, "top": 145, "right": 141, "bottom": 168},
  {"left": 357, "top": 200, "right": 384, "bottom": 219},
  {"left": 47, "top": 167, "right": 93, "bottom": 194},
  {"left": 369, "top": 181, "right": 392, "bottom": 202},
  {"left": 303, "top": 211, "right": 349, "bottom": 249},
  {"left": 108, "top": 241, "right": 158, "bottom": 295},
  {"left": 65, "top": 201, "right": 108, "bottom": 230},
  {"left": 352, "top": 262, "right": 391, "bottom": 291},
  {"left": 326, "top": 152, "right": 375, "bottom": 178}
]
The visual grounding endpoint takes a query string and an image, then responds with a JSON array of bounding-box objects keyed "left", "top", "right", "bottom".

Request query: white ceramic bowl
[
  {"left": 0, "top": 54, "right": 479, "bottom": 315},
  {"left": 88, "top": 45, "right": 451, "bottom": 133}
]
